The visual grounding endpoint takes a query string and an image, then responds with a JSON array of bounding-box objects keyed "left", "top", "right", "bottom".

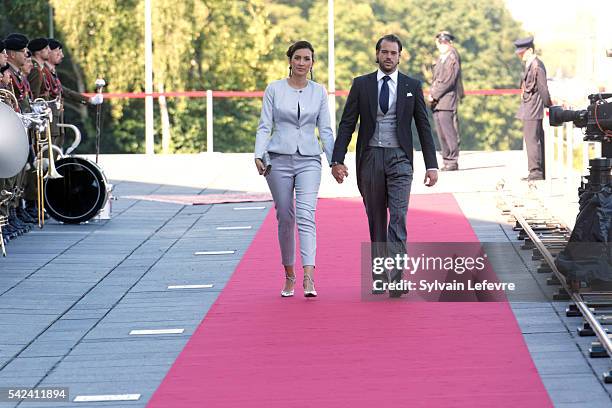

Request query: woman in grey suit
[{"left": 254, "top": 41, "right": 334, "bottom": 298}]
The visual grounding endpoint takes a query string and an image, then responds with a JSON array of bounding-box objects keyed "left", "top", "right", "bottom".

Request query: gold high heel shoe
[{"left": 281, "top": 273, "right": 296, "bottom": 297}]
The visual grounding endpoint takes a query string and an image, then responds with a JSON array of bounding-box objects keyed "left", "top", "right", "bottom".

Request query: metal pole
[
  {"left": 144, "top": 0, "right": 155, "bottom": 155},
  {"left": 557, "top": 124, "right": 564, "bottom": 186},
  {"left": 94, "top": 79, "right": 106, "bottom": 163},
  {"left": 543, "top": 119, "right": 553, "bottom": 193},
  {"left": 206, "top": 90, "right": 213, "bottom": 153},
  {"left": 583, "top": 141, "right": 590, "bottom": 177},
  {"left": 327, "top": 0, "right": 336, "bottom": 132},
  {"left": 595, "top": 139, "right": 602, "bottom": 158},
  {"left": 566, "top": 123, "right": 574, "bottom": 197},
  {"left": 566, "top": 123, "right": 574, "bottom": 171},
  {"left": 48, "top": 5, "right": 54, "bottom": 38},
  {"left": 159, "top": 82, "right": 172, "bottom": 154}
]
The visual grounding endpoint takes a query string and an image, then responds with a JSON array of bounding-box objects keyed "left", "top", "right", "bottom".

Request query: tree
[{"left": 3, "top": 0, "right": 528, "bottom": 153}]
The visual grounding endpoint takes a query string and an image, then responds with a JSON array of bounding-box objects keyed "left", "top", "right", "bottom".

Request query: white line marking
[
  {"left": 194, "top": 250, "right": 235, "bottom": 255},
  {"left": 129, "top": 329, "right": 184, "bottom": 335},
  {"left": 233, "top": 206, "right": 265, "bottom": 210},
  {"left": 167, "top": 284, "right": 214, "bottom": 290},
  {"left": 216, "top": 226, "right": 252, "bottom": 230},
  {"left": 74, "top": 394, "right": 141, "bottom": 402}
]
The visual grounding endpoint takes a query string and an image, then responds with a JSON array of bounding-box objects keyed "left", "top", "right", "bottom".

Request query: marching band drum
[
  {"left": 45, "top": 156, "right": 110, "bottom": 224},
  {"left": 0, "top": 99, "right": 29, "bottom": 179}
]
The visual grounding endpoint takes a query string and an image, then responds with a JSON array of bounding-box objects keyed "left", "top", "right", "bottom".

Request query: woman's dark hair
[
  {"left": 375, "top": 34, "right": 403, "bottom": 53},
  {"left": 286, "top": 40, "right": 315, "bottom": 60}
]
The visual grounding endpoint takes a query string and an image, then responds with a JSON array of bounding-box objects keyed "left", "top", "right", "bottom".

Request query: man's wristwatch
[{"left": 330, "top": 161, "right": 342, "bottom": 168}]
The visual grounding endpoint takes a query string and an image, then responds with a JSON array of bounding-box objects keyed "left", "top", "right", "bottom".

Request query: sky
[
  {"left": 505, "top": 0, "right": 611, "bottom": 42},
  {"left": 505, "top": 0, "right": 612, "bottom": 95},
  {"left": 504, "top": 0, "right": 612, "bottom": 95}
]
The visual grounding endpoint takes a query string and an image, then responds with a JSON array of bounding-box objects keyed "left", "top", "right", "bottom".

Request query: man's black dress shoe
[
  {"left": 389, "top": 287, "right": 408, "bottom": 298},
  {"left": 388, "top": 278, "right": 409, "bottom": 298},
  {"left": 372, "top": 278, "right": 387, "bottom": 295},
  {"left": 521, "top": 172, "right": 544, "bottom": 181}
]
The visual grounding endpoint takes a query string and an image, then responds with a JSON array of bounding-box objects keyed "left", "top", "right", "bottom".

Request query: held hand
[
  {"left": 424, "top": 169, "right": 438, "bottom": 187},
  {"left": 427, "top": 95, "right": 434, "bottom": 103},
  {"left": 255, "top": 158, "right": 266, "bottom": 175},
  {"left": 331, "top": 164, "right": 349, "bottom": 184}
]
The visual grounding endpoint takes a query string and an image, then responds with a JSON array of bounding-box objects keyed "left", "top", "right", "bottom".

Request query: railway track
[{"left": 498, "top": 189, "right": 612, "bottom": 383}]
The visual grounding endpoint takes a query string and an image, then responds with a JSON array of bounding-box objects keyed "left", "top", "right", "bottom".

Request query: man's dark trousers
[
  {"left": 359, "top": 147, "right": 412, "bottom": 281},
  {"left": 523, "top": 119, "right": 545, "bottom": 178},
  {"left": 433, "top": 110, "right": 459, "bottom": 168}
]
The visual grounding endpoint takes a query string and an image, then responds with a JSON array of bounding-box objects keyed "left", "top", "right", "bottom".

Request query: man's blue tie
[{"left": 379, "top": 75, "right": 391, "bottom": 115}]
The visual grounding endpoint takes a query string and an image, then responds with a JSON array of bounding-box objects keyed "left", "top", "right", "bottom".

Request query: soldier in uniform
[
  {"left": 46, "top": 38, "right": 103, "bottom": 153},
  {"left": 22, "top": 51, "right": 34, "bottom": 76},
  {"left": 428, "top": 31, "right": 464, "bottom": 171},
  {"left": 0, "top": 38, "right": 13, "bottom": 245},
  {"left": 23, "top": 38, "right": 53, "bottom": 219},
  {"left": 27, "top": 38, "right": 51, "bottom": 99},
  {"left": 20, "top": 47, "right": 38, "bottom": 225},
  {"left": 19, "top": 38, "right": 103, "bottom": 218},
  {"left": 45, "top": 39, "right": 71, "bottom": 152},
  {"left": 4, "top": 33, "right": 33, "bottom": 234},
  {"left": 514, "top": 36, "right": 552, "bottom": 181},
  {"left": 0, "top": 39, "right": 7, "bottom": 68}
]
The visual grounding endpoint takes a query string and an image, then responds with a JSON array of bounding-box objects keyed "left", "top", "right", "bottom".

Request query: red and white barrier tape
[{"left": 83, "top": 88, "right": 521, "bottom": 99}]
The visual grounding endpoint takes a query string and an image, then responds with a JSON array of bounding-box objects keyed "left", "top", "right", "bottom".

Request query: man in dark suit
[
  {"left": 331, "top": 34, "right": 439, "bottom": 297},
  {"left": 514, "top": 36, "right": 552, "bottom": 181},
  {"left": 429, "top": 31, "right": 464, "bottom": 171}
]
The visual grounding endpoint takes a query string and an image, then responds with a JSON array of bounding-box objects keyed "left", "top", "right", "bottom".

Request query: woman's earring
[
  {"left": 310, "top": 67, "right": 314, "bottom": 81},
  {"left": 288, "top": 66, "right": 292, "bottom": 77}
]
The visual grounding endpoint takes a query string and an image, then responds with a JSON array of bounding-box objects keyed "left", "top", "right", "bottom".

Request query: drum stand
[
  {"left": 0, "top": 215, "right": 7, "bottom": 257},
  {"left": 95, "top": 183, "right": 114, "bottom": 221},
  {"left": 0, "top": 190, "right": 14, "bottom": 257}
]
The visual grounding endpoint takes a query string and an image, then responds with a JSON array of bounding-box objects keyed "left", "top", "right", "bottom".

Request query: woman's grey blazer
[{"left": 254, "top": 79, "right": 335, "bottom": 164}]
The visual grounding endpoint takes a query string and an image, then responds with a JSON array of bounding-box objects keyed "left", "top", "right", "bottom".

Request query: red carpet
[{"left": 147, "top": 193, "right": 552, "bottom": 407}]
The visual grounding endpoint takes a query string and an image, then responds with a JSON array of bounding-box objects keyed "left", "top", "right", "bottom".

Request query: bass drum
[
  {"left": 0, "top": 101, "right": 29, "bottom": 178},
  {"left": 44, "top": 157, "right": 108, "bottom": 224}
]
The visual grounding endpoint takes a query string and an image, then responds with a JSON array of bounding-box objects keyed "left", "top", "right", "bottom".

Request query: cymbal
[{"left": 0, "top": 102, "right": 29, "bottom": 178}]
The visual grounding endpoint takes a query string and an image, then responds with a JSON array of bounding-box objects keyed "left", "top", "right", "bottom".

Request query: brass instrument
[
  {"left": 30, "top": 98, "right": 63, "bottom": 227},
  {"left": 1, "top": 93, "right": 62, "bottom": 228},
  {"left": 0, "top": 88, "right": 19, "bottom": 112}
]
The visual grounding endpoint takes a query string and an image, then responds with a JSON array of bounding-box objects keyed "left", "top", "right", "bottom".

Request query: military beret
[
  {"left": 436, "top": 31, "right": 455, "bottom": 43},
  {"left": 6, "top": 33, "right": 28, "bottom": 41},
  {"left": 514, "top": 36, "right": 534, "bottom": 53},
  {"left": 48, "top": 39, "right": 63, "bottom": 50},
  {"left": 4, "top": 33, "right": 29, "bottom": 51},
  {"left": 28, "top": 38, "right": 49, "bottom": 53},
  {"left": 0, "top": 40, "right": 4, "bottom": 52}
]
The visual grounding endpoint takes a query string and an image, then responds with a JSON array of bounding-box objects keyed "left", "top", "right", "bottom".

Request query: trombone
[{"left": 30, "top": 98, "right": 63, "bottom": 228}]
